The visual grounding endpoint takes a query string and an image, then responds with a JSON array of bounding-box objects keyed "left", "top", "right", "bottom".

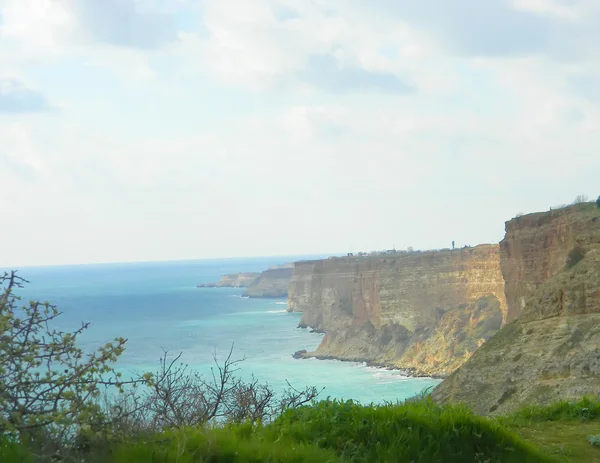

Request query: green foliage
[
  {"left": 565, "top": 246, "right": 586, "bottom": 269},
  {"left": 596, "top": 195, "right": 600, "bottom": 208},
  {"left": 0, "top": 436, "right": 32, "bottom": 463},
  {"left": 0, "top": 271, "right": 136, "bottom": 441},
  {"left": 503, "top": 396, "right": 600, "bottom": 423}
]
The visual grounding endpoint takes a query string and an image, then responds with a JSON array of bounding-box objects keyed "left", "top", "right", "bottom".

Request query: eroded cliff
[
  {"left": 501, "top": 203, "right": 600, "bottom": 322},
  {"left": 432, "top": 203, "right": 600, "bottom": 414},
  {"left": 288, "top": 245, "right": 507, "bottom": 377}
]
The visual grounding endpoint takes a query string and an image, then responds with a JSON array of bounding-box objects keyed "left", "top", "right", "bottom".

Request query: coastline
[
  {"left": 292, "top": 349, "right": 445, "bottom": 381},
  {"left": 293, "top": 324, "right": 445, "bottom": 380}
]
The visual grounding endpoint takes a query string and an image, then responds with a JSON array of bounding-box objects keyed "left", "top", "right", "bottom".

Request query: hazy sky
[{"left": 1, "top": 0, "right": 599, "bottom": 267}]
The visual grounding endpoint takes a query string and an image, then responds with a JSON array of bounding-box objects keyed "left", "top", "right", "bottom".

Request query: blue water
[{"left": 5, "top": 257, "right": 440, "bottom": 404}]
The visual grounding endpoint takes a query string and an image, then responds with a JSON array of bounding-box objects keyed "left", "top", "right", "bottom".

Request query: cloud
[
  {"left": 0, "top": 123, "right": 46, "bottom": 183},
  {"left": 272, "top": 5, "right": 300, "bottom": 22},
  {"left": 354, "top": 0, "right": 598, "bottom": 59},
  {"left": 191, "top": 0, "right": 430, "bottom": 92},
  {"left": 0, "top": 79, "right": 51, "bottom": 113},
  {"left": 0, "top": 0, "right": 179, "bottom": 72},
  {"left": 74, "top": 0, "right": 178, "bottom": 49},
  {"left": 298, "top": 54, "right": 414, "bottom": 93},
  {"left": 568, "top": 70, "right": 600, "bottom": 104}
]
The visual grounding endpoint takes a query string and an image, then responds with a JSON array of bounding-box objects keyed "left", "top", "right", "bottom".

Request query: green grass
[
  {"left": 507, "top": 420, "right": 600, "bottom": 462},
  {"left": 111, "top": 426, "right": 338, "bottom": 463},
  {"left": 4, "top": 397, "right": 600, "bottom": 462},
  {"left": 0, "top": 437, "right": 33, "bottom": 463},
  {"left": 265, "top": 398, "right": 547, "bottom": 462},
  {"left": 499, "top": 397, "right": 600, "bottom": 462},
  {"left": 502, "top": 396, "right": 600, "bottom": 423}
]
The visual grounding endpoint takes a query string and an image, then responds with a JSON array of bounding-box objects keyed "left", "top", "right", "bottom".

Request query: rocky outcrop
[
  {"left": 432, "top": 203, "right": 600, "bottom": 414},
  {"left": 288, "top": 245, "right": 507, "bottom": 377},
  {"left": 197, "top": 273, "right": 260, "bottom": 288},
  {"left": 243, "top": 267, "right": 293, "bottom": 298}
]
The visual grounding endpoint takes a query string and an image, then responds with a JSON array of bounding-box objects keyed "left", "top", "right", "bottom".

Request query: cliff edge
[
  {"left": 432, "top": 203, "right": 600, "bottom": 414},
  {"left": 501, "top": 202, "right": 600, "bottom": 322}
]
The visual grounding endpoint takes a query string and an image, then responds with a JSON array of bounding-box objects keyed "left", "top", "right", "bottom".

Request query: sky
[{"left": 1, "top": 0, "right": 599, "bottom": 267}]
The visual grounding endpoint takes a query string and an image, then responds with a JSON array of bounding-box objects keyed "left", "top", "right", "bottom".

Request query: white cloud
[{"left": 510, "top": 0, "right": 581, "bottom": 20}]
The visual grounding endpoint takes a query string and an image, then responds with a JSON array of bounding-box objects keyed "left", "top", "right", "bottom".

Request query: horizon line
[{"left": 0, "top": 252, "right": 344, "bottom": 271}]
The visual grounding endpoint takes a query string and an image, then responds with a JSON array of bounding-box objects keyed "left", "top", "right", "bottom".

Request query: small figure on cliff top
[{"left": 452, "top": 240, "right": 455, "bottom": 250}]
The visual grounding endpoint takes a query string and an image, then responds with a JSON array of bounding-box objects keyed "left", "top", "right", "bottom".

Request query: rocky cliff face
[
  {"left": 501, "top": 203, "right": 600, "bottom": 322},
  {"left": 197, "top": 273, "right": 260, "bottom": 288},
  {"left": 288, "top": 245, "right": 507, "bottom": 377},
  {"left": 243, "top": 267, "right": 293, "bottom": 298},
  {"left": 432, "top": 203, "right": 600, "bottom": 414}
]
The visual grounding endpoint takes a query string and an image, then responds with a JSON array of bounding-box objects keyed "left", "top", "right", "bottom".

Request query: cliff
[
  {"left": 243, "top": 267, "right": 294, "bottom": 298},
  {"left": 197, "top": 272, "right": 260, "bottom": 288},
  {"left": 501, "top": 202, "right": 600, "bottom": 322},
  {"left": 432, "top": 203, "right": 600, "bottom": 414},
  {"left": 288, "top": 245, "right": 507, "bottom": 377}
]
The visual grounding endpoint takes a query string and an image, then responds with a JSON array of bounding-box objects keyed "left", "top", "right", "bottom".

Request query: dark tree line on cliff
[
  {"left": 597, "top": 195, "right": 600, "bottom": 208},
  {"left": 0, "top": 271, "right": 321, "bottom": 461}
]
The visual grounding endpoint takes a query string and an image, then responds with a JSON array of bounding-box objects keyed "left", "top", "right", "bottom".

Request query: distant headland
[{"left": 197, "top": 263, "right": 294, "bottom": 298}]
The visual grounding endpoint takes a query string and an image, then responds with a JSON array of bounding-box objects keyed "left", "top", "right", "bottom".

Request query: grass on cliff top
[
  {"left": 107, "top": 397, "right": 600, "bottom": 463},
  {"left": 502, "top": 396, "right": 600, "bottom": 423},
  {"left": 6, "top": 397, "right": 600, "bottom": 462}
]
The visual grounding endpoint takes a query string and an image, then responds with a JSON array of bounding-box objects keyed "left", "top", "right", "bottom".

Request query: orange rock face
[{"left": 288, "top": 245, "right": 507, "bottom": 377}]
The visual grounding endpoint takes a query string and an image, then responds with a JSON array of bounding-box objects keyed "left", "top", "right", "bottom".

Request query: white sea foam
[
  {"left": 266, "top": 309, "right": 287, "bottom": 314},
  {"left": 275, "top": 302, "right": 288, "bottom": 305}
]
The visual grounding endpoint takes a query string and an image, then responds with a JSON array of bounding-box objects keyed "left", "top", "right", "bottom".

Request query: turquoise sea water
[{"left": 5, "top": 257, "right": 440, "bottom": 404}]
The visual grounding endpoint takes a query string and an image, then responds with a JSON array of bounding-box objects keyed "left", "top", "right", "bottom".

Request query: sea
[{"left": 4, "top": 256, "right": 440, "bottom": 405}]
